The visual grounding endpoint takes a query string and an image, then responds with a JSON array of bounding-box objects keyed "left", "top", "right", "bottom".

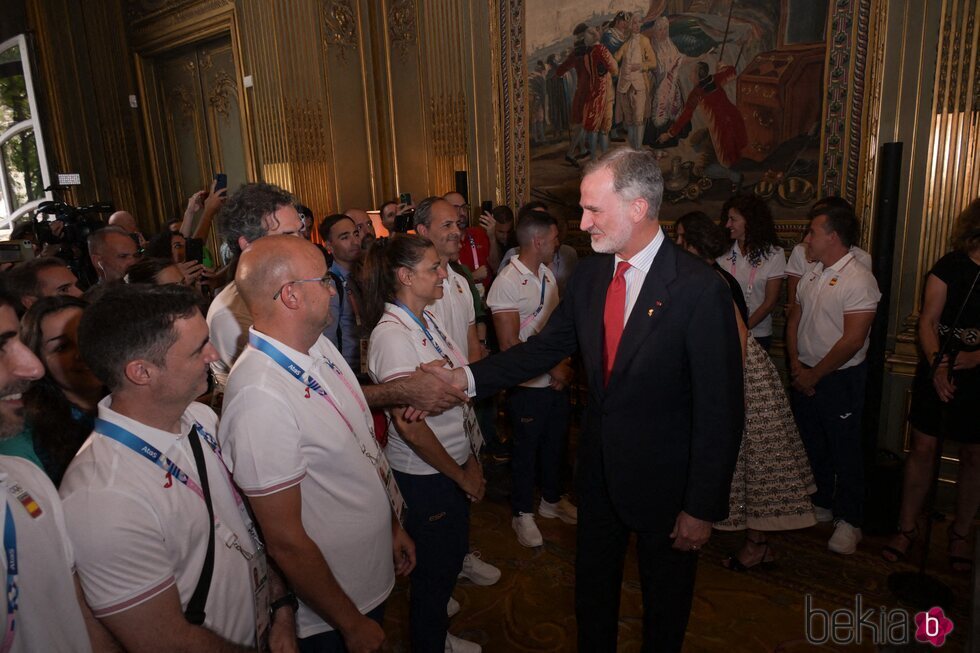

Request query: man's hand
[
  {"left": 457, "top": 455, "right": 486, "bottom": 502},
  {"left": 403, "top": 363, "right": 468, "bottom": 415},
  {"left": 472, "top": 265, "right": 489, "bottom": 282},
  {"left": 340, "top": 615, "right": 385, "bottom": 653},
  {"left": 657, "top": 133, "right": 671, "bottom": 144},
  {"left": 791, "top": 367, "right": 819, "bottom": 397},
  {"left": 548, "top": 359, "right": 574, "bottom": 391},
  {"left": 392, "top": 523, "right": 416, "bottom": 577},
  {"left": 479, "top": 211, "right": 494, "bottom": 235},
  {"left": 669, "top": 511, "right": 712, "bottom": 552},
  {"left": 268, "top": 607, "right": 299, "bottom": 653}
]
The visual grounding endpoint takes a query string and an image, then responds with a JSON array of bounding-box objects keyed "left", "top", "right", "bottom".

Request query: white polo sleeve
[
  {"left": 842, "top": 269, "right": 881, "bottom": 314},
  {"left": 785, "top": 244, "right": 808, "bottom": 278},
  {"left": 368, "top": 322, "right": 430, "bottom": 384},
  {"left": 219, "top": 385, "right": 307, "bottom": 496},
  {"left": 764, "top": 246, "right": 787, "bottom": 280},
  {"left": 486, "top": 270, "right": 521, "bottom": 314}
]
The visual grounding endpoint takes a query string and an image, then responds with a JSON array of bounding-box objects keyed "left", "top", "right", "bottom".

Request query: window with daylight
[{"left": 0, "top": 34, "right": 51, "bottom": 234}]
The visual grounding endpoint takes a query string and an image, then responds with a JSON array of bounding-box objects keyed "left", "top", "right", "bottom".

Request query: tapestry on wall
[{"left": 500, "top": 0, "right": 875, "bottom": 237}]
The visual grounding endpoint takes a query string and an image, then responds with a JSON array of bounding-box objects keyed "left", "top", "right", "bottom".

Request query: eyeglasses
[{"left": 272, "top": 275, "right": 336, "bottom": 300}]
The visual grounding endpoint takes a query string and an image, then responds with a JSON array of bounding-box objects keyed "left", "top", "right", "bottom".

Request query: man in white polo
[
  {"left": 0, "top": 291, "right": 112, "bottom": 652},
  {"left": 487, "top": 209, "right": 576, "bottom": 547},
  {"left": 62, "top": 284, "right": 296, "bottom": 651},
  {"left": 787, "top": 205, "right": 880, "bottom": 555}
]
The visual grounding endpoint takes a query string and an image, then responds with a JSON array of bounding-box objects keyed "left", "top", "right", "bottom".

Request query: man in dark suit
[{"left": 445, "top": 148, "right": 743, "bottom": 651}]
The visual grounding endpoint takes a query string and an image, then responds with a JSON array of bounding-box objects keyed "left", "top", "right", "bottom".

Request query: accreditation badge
[{"left": 251, "top": 550, "right": 271, "bottom": 652}]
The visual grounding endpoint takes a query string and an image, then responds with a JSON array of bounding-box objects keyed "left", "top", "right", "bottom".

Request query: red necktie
[{"left": 603, "top": 261, "right": 631, "bottom": 385}]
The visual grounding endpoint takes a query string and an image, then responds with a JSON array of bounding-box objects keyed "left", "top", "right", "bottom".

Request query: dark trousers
[
  {"left": 298, "top": 603, "right": 385, "bottom": 653},
  {"left": 791, "top": 362, "right": 867, "bottom": 526},
  {"left": 394, "top": 470, "right": 470, "bottom": 653},
  {"left": 575, "top": 451, "right": 699, "bottom": 652},
  {"left": 506, "top": 386, "right": 570, "bottom": 514},
  {"left": 754, "top": 335, "right": 772, "bottom": 352}
]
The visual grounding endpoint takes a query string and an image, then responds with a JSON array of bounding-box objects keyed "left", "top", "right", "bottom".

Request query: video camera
[{"left": 34, "top": 199, "right": 114, "bottom": 248}]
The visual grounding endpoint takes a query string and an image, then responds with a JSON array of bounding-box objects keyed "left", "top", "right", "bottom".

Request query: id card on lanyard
[
  {"left": 248, "top": 333, "right": 407, "bottom": 524},
  {"left": 515, "top": 263, "right": 549, "bottom": 332},
  {"left": 390, "top": 303, "right": 485, "bottom": 457}
]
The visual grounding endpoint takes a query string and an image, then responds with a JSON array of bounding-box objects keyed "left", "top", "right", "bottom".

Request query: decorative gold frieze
[
  {"left": 388, "top": 0, "right": 417, "bottom": 60},
  {"left": 320, "top": 0, "right": 359, "bottom": 61},
  {"left": 208, "top": 68, "right": 236, "bottom": 120}
]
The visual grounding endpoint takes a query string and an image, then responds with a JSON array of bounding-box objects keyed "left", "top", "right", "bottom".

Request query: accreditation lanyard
[
  {"left": 466, "top": 233, "right": 480, "bottom": 268},
  {"left": 387, "top": 303, "right": 484, "bottom": 457},
  {"left": 248, "top": 333, "right": 406, "bottom": 523},
  {"left": 512, "top": 262, "right": 549, "bottom": 331},
  {"left": 729, "top": 248, "right": 759, "bottom": 296},
  {"left": 1, "top": 499, "right": 16, "bottom": 653},
  {"left": 94, "top": 418, "right": 257, "bottom": 560},
  {"left": 392, "top": 302, "right": 467, "bottom": 368}
]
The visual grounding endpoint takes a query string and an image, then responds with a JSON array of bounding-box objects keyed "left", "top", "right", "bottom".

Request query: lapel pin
[{"left": 647, "top": 308, "right": 654, "bottom": 316}]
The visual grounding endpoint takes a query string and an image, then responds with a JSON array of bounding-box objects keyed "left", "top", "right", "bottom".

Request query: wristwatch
[{"left": 270, "top": 592, "right": 298, "bottom": 619}]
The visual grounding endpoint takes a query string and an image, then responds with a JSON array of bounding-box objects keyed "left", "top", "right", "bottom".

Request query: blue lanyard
[
  {"left": 392, "top": 301, "right": 463, "bottom": 367},
  {"left": 2, "top": 502, "right": 16, "bottom": 653},
  {"left": 94, "top": 418, "right": 218, "bottom": 502}
]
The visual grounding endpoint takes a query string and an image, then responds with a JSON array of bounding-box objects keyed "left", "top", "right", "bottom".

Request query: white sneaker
[
  {"left": 445, "top": 633, "right": 481, "bottom": 653},
  {"left": 447, "top": 596, "right": 460, "bottom": 618},
  {"left": 828, "top": 520, "right": 862, "bottom": 554},
  {"left": 512, "top": 512, "right": 544, "bottom": 547},
  {"left": 458, "top": 551, "right": 501, "bottom": 586},
  {"left": 539, "top": 496, "right": 578, "bottom": 524},
  {"left": 814, "top": 506, "right": 834, "bottom": 523}
]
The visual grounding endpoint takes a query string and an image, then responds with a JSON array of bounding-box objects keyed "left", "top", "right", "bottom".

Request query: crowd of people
[{"left": 0, "top": 147, "right": 976, "bottom": 653}]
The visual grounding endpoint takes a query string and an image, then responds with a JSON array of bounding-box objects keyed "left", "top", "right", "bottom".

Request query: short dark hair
[
  {"left": 412, "top": 196, "right": 443, "bottom": 228},
  {"left": 78, "top": 284, "right": 203, "bottom": 391},
  {"left": 492, "top": 205, "right": 515, "bottom": 225},
  {"left": 3, "top": 257, "right": 71, "bottom": 303},
  {"left": 380, "top": 200, "right": 398, "bottom": 214},
  {"left": 296, "top": 204, "right": 314, "bottom": 221},
  {"left": 217, "top": 182, "right": 295, "bottom": 258},
  {"left": 517, "top": 201, "right": 547, "bottom": 222},
  {"left": 124, "top": 257, "right": 179, "bottom": 285},
  {"left": 318, "top": 214, "right": 354, "bottom": 243},
  {"left": 813, "top": 205, "right": 859, "bottom": 249},
  {"left": 516, "top": 209, "right": 557, "bottom": 246},
  {"left": 811, "top": 195, "right": 853, "bottom": 215},
  {"left": 676, "top": 211, "right": 729, "bottom": 260}
]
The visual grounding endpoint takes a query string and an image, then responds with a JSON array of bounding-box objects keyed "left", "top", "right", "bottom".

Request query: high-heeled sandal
[
  {"left": 881, "top": 526, "right": 918, "bottom": 563},
  {"left": 723, "top": 537, "right": 775, "bottom": 572},
  {"left": 948, "top": 525, "right": 973, "bottom": 573}
]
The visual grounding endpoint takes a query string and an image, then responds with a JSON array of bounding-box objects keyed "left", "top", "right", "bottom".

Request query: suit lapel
[
  {"left": 608, "top": 239, "right": 677, "bottom": 383},
  {"left": 586, "top": 255, "right": 615, "bottom": 394}
]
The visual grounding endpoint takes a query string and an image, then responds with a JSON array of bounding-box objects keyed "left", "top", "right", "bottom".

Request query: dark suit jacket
[{"left": 471, "top": 236, "right": 744, "bottom": 531}]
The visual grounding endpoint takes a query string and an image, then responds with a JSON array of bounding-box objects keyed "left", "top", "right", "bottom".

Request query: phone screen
[{"left": 214, "top": 173, "right": 227, "bottom": 192}]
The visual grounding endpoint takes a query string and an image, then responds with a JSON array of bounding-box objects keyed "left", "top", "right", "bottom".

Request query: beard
[
  {"left": 0, "top": 382, "right": 31, "bottom": 440},
  {"left": 588, "top": 226, "right": 631, "bottom": 255}
]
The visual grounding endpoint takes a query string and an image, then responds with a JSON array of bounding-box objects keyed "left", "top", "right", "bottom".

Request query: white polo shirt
[
  {"left": 0, "top": 455, "right": 91, "bottom": 653},
  {"left": 716, "top": 244, "right": 786, "bottom": 337},
  {"left": 795, "top": 252, "right": 881, "bottom": 368},
  {"left": 206, "top": 281, "right": 252, "bottom": 388},
  {"left": 60, "top": 399, "right": 259, "bottom": 646},
  {"left": 368, "top": 303, "right": 471, "bottom": 474},
  {"left": 785, "top": 243, "right": 872, "bottom": 278},
  {"left": 486, "top": 257, "right": 559, "bottom": 387},
  {"left": 427, "top": 264, "right": 475, "bottom": 360},
  {"left": 220, "top": 329, "right": 393, "bottom": 638}
]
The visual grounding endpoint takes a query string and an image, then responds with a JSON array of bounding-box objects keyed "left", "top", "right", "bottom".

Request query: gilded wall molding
[
  {"left": 126, "top": 0, "right": 233, "bottom": 48},
  {"left": 388, "top": 0, "right": 417, "bottom": 60},
  {"left": 207, "top": 68, "right": 236, "bottom": 120},
  {"left": 320, "top": 0, "right": 359, "bottom": 61}
]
